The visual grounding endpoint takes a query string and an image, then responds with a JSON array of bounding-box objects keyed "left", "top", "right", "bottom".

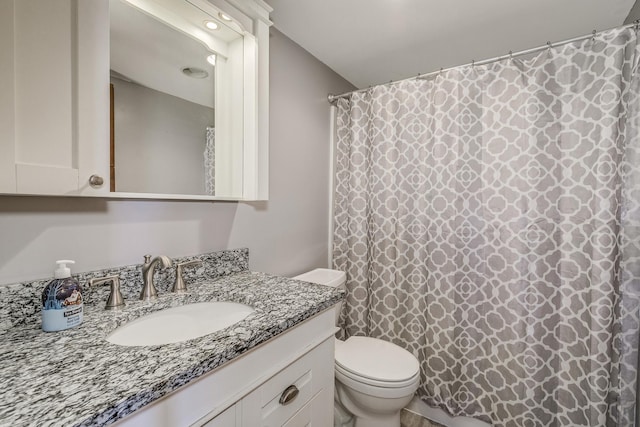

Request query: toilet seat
[
  {"left": 335, "top": 336, "right": 420, "bottom": 383},
  {"left": 335, "top": 363, "right": 420, "bottom": 389},
  {"left": 335, "top": 363, "right": 420, "bottom": 399},
  {"left": 334, "top": 336, "right": 420, "bottom": 399}
]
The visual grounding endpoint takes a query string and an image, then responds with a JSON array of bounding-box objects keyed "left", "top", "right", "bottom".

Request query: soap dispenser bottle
[{"left": 41, "top": 260, "right": 83, "bottom": 332}]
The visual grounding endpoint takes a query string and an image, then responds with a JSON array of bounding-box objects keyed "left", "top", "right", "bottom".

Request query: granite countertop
[{"left": 0, "top": 271, "right": 344, "bottom": 427}]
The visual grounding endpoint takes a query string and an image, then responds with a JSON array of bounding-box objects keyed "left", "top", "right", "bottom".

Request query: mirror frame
[{"left": 108, "top": 0, "right": 272, "bottom": 201}]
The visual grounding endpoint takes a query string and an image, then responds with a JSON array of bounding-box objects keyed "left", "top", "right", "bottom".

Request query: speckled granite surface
[
  {"left": 0, "top": 250, "right": 343, "bottom": 427},
  {"left": 0, "top": 248, "right": 249, "bottom": 331}
]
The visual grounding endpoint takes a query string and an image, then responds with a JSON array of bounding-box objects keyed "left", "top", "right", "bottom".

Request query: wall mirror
[
  {"left": 0, "top": 0, "right": 270, "bottom": 201},
  {"left": 110, "top": 0, "right": 245, "bottom": 198}
]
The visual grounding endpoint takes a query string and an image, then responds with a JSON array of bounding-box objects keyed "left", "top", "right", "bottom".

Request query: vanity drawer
[
  {"left": 259, "top": 347, "right": 317, "bottom": 424},
  {"left": 241, "top": 338, "right": 334, "bottom": 426}
]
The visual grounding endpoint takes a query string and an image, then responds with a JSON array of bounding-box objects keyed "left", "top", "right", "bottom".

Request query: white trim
[
  {"left": 255, "top": 18, "right": 270, "bottom": 200},
  {"left": 406, "top": 398, "right": 491, "bottom": 427},
  {"left": 328, "top": 105, "right": 337, "bottom": 268},
  {"left": 0, "top": 0, "right": 16, "bottom": 193},
  {"left": 226, "top": 0, "right": 272, "bottom": 25},
  {"left": 0, "top": 190, "right": 243, "bottom": 201},
  {"left": 241, "top": 32, "right": 259, "bottom": 199},
  {"left": 76, "top": 0, "right": 110, "bottom": 195}
]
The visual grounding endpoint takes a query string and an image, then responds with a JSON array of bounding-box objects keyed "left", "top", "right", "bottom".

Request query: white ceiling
[
  {"left": 111, "top": 0, "right": 214, "bottom": 107},
  {"left": 267, "top": 0, "right": 635, "bottom": 89},
  {"left": 110, "top": 0, "right": 241, "bottom": 108}
]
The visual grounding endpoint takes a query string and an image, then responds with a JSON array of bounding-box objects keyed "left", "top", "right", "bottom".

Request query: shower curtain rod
[{"left": 327, "top": 21, "right": 640, "bottom": 103}]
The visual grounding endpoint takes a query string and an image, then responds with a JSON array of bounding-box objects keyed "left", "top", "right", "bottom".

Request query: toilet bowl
[{"left": 293, "top": 269, "right": 421, "bottom": 427}]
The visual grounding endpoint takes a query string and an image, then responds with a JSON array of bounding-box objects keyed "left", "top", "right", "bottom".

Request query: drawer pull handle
[{"left": 279, "top": 385, "right": 299, "bottom": 405}]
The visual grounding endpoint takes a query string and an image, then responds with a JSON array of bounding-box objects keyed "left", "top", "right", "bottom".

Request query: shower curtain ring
[
  {"left": 509, "top": 50, "right": 513, "bottom": 61},
  {"left": 591, "top": 30, "right": 597, "bottom": 41},
  {"left": 547, "top": 41, "right": 553, "bottom": 49}
]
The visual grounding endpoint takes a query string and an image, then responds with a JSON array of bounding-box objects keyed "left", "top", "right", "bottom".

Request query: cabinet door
[
  {"left": 201, "top": 404, "right": 239, "bottom": 427},
  {"left": 282, "top": 389, "right": 332, "bottom": 427},
  {"left": 0, "top": 0, "right": 109, "bottom": 195}
]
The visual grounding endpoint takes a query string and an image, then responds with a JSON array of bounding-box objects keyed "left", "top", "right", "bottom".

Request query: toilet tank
[{"left": 293, "top": 269, "right": 346, "bottom": 325}]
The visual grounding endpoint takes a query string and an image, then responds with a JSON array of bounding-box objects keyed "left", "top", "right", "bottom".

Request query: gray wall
[
  {"left": 626, "top": 0, "right": 640, "bottom": 23},
  {"left": 111, "top": 77, "right": 212, "bottom": 195},
  {"left": 0, "top": 28, "right": 354, "bottom": 285}
]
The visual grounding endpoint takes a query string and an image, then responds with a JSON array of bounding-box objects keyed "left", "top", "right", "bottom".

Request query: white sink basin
[{"left": 107, "top": 302, "right": 255, "bottom": 346}]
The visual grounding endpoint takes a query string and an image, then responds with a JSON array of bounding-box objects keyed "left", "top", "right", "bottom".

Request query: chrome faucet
[{"left": 140, "top": 255, "right": 172, "bottom": 301}]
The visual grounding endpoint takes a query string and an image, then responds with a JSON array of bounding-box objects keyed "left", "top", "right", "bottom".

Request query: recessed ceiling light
[
  {"left": 204, "top": 20, "right": 219, "bottom": 30},
  {"left": 207, "top": 54, "right": 217, "bottom": 66},
  {"left": 182, "top": 67, "right": 209, "bottom": 79},
  {"left": 219, "top": 12, "right": 232, "bottom": 21}
]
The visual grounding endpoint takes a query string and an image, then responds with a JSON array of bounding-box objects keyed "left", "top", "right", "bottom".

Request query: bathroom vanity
[
  {"left": 114, "top": 307, "right": 335, "bottom": 427},
  {"left": 0, "top": 249, "right": 343, "bottom": 426}
]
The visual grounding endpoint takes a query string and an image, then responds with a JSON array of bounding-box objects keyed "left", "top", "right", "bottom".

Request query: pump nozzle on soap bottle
[{"left": 54, "top": 260, "right": 75, "bottom": 279}]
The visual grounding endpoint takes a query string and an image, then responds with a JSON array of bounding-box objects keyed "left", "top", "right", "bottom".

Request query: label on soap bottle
[{"left": 41, "top": 278, "right": 83, "bottom": 332}]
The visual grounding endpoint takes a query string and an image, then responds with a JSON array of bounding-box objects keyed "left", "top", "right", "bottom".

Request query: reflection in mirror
[{"left": 109, "top": 0, "right": 243, "bottom": 197}]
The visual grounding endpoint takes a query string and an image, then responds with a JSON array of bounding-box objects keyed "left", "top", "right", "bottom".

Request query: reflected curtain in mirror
[{"left": 205, "top": 127, "right": 215, "bottom": 195}]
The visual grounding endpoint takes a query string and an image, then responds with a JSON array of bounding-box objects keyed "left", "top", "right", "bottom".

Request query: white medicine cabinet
[{"left": 0, "top": 0, "right": 271, "bottom": 201}]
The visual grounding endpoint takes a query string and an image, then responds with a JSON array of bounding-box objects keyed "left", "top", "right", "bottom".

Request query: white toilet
[{"left": 294, "top": 269, "right": 420, "bottom": 427}]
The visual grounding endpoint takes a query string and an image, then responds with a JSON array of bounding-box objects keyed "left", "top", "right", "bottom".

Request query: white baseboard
[{"left": 406, "top": 397, "right": 491, "bottom": 427}]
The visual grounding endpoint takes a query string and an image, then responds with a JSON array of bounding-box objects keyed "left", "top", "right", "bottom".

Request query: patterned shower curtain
[
  {"left": 204, "top": 126, "right": 215, "bottom": 195},
  {"left": 333, "top": 27, "right": 640, "bottom": 426}
]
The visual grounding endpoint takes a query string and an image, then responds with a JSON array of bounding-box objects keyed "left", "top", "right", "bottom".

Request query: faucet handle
[
  {"left": 89, "top": 275, "right": 125, "bottom": 310},
  {"left": 172, "top": 260, "right": 203, "bottom": 293}
]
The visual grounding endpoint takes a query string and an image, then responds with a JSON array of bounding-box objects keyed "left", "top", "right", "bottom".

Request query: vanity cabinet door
[
  {"left": 282, "top": 389, "right": 332, "bottom": 427},
  {"left": 0, "top": 0, "right": 109, "bottom": 195},
  {"left": 201, "top": 404, "right": 239, "bottom": 427}
]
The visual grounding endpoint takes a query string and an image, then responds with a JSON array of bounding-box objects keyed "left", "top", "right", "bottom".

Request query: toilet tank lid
[{"left": 293, "top": 268, "right": 346, "bottom": 288}]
